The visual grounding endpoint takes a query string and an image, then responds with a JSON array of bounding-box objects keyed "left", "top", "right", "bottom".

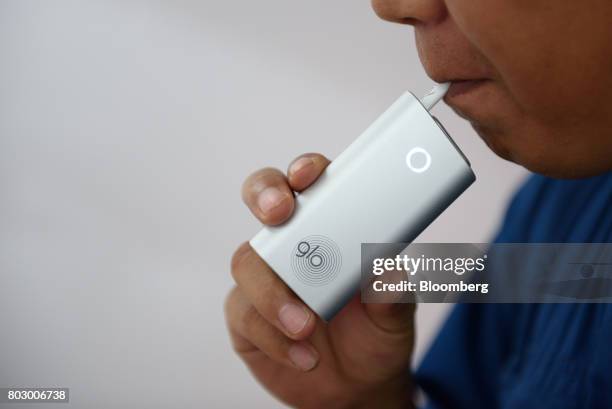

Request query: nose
[{"left": 371, "top": 0, "right": 447, "bottom": 25}]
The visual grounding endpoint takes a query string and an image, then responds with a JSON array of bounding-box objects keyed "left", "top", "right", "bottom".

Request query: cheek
[{"left": 445, "top": 0, "right": 612, "bottom": 125}]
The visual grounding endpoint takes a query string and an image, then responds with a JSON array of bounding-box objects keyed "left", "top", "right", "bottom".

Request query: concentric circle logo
[{"left": 291, "top": 235, "right": 342, "bottom": 286}]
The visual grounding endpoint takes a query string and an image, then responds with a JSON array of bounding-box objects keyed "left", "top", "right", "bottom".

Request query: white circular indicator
[{"left": 406, "top": 147, "right": 431, "bottom": 173}]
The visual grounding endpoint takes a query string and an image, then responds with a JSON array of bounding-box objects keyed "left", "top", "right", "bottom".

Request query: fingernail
[
  {"left": 278, "top": 303, "right": 310, "bottom": 335},
  {"left": 290, "top": 157, "right": 314, "bottom": 175},
  {"left": 257, "top": 187, "right": 286, "bottom": 214},
  {"left": 288, "top": 343, "right": 318, "bottom": 371}
]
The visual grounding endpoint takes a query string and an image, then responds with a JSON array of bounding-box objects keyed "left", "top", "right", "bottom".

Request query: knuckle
[
  {"left": 241, "top": 171, "right": 261, "bottom": 203},
  {"left": 241, "top": 167, "right": 287, "bottom": 206},
  {"left": 224, "top": 286, "right": 239, "bottom": 318},
  {"left": 243, "top": 167, "right": 280, "bottom": 190},
  {"left": 288, "top": 153, "right": 329, "bottom": 179},
  {"left": 240, "top": 304, "right": 262, "bottom": 334},
  {"left": 251, "top": 288, "right": 280, "bottom": 316},
  {"left": 230, "top": 242, "right": 252, "bottom": 277},
  {"left": 229, "top": 337, "right": 248, "bottom": 356}
]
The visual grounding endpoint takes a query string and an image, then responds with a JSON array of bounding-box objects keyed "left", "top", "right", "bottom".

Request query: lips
[
  {"left": 425, "top": 71, "right": 491, "bottom": 103},
  {"left": 416, "top": 43, "right": 496, "bottom": 115},
  {"left": 446, "top": 79, "right": 489, "bottom": 99},
  {"left": 433, "top": 77, "right": 495, "bottom": 120},
  {"left": 414, "top": 27, "right": 496, "bottom": 103}
]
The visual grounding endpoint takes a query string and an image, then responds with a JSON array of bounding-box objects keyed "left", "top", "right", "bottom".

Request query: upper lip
[{"left": 413, "top": 29, "right": 495, "bottom": 86}]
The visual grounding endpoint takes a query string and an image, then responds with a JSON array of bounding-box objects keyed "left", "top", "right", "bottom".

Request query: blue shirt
[{"left": 415, "top": 172, "right": 612, "bottom": 409}]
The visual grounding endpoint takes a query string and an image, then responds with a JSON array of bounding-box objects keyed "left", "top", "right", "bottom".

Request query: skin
[
  {"left": 226, "top": 1, "right": 612, "bottom": 407},
  {"left": 227, "top": 154, "right": 415, "bottom": 409},
  {"left": 374, "top": 0, "right": 612, "bottom": 178}
]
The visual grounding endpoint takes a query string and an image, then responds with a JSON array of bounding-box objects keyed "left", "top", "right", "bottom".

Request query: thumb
[
  {"left": 330, "top": 296, "right": 415, "bottom": 383},
  {"left": 361, "top": 268, "right": 416, "bottom": 333},
  {"left": 364, "top": 302, "right": 416, "bottom": 334}
]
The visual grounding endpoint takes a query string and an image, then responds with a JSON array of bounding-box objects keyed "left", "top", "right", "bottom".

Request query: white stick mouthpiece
[{"left": 419, "top": 82, "right": 450, "bottom": 111}]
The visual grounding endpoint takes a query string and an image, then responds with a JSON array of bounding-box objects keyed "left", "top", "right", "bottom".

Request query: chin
[
  {"left": 459, "top": 97, "right": 611, "bottom": 178},
  {"left": 471, "top": 122, "right": 513, "bottom": 161},
  {"left": 471, "top": 122, "right": 573, "bottom": 178}
]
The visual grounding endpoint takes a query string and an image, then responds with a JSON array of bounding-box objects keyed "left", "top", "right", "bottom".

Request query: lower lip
[{"left": 445, "top": 79, "right": 488, "bottom": 100}]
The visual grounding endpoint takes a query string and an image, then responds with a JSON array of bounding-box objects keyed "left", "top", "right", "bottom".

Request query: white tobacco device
[{"left": 250, "top": 84, "right": 475, "bottom": 320}]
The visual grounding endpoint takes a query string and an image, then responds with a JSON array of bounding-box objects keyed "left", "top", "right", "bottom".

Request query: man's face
[{"left": 372, "top": 0, "right": 612, "bottom": 178}]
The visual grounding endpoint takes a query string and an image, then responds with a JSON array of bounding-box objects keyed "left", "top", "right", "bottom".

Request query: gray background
[{"left": 0, "top": 1, "right": 526, "bottom": 408}]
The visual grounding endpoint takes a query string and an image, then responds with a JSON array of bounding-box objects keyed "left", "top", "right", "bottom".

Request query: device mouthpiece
[{"left": 419, "top": 82, "right": 450, "bottom": 111}]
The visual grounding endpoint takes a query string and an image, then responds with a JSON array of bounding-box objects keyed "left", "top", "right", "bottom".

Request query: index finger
[{"left": 241, "top": 167, "right": 295, "bottom": 226}]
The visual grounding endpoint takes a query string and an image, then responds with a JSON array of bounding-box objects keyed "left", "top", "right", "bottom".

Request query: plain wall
[{"left": 0, "top": 1, "right": 527, "bottom": 407}]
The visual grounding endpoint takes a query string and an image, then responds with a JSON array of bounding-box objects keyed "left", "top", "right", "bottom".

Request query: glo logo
[{"left": 291, "top": 236, "right": 342, "bottom": 286}]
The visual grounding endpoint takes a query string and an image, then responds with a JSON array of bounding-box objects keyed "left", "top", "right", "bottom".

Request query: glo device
[{"left": 250, "top": 84, "right": 475, "bottom": 321}]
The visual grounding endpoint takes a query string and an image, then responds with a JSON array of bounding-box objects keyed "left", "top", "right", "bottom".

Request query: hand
[{"left": 225, "top": 153, "right": 416, "bottom": 409}]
